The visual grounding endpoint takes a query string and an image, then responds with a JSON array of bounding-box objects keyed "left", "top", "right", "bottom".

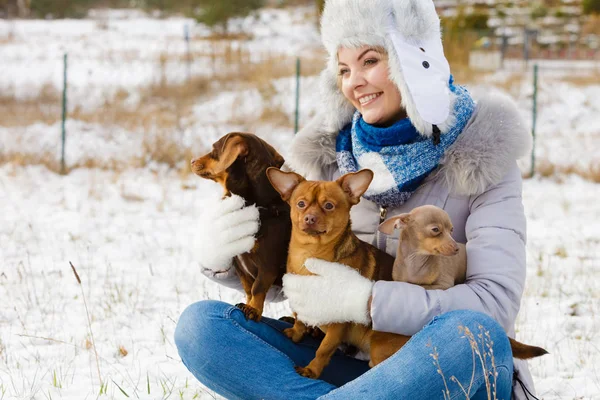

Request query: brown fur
[
  {"left": 267, "top": 169, "right": 546, "bottom": 376},
  {"left": 191, "top": 132, "right": 291, "bottom": 321},
  {"left": 373, "top": 205, "right": 548, "bottom": 363},
  {"left": 267, "top": 167, "right": 400, "bottom": 378}
]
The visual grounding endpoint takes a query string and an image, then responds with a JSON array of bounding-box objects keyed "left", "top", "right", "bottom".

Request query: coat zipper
[
  {"left": 377, "top": 206, "right": 389, "bottom": 252},
  {"left": 379, "top": 206, "right": 388, "bottom": 224}
]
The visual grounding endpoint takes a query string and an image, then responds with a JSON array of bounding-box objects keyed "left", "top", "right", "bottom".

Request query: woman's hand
[{"left": 282, "top": 258, "right": 374, "bottom": 327}]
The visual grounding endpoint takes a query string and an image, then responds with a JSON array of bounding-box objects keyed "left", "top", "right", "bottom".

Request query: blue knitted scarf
[{"left": 336, "top": 83, "right": 475, "bottom": 208}]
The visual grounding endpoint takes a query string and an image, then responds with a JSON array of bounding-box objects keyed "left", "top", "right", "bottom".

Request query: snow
[{"left": 1, "top": 5, "right": 599, "bottom": 399}]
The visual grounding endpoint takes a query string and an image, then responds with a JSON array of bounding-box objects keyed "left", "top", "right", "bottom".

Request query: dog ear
[
  {"left": 378, "top": 214, "right": 410, "bottom": 235},
  {"left": 336, "top": 169, "right": 374, "bottom": 205},
  {"left": 243, "top": 133, "right": 286, "bottom": 168},
  {"left": 266, "top": 167, "right": 304, "bottom": 202},
  {"left": 260, "top": 140, "right": 285, "bottom": 168},
  {"left": 213, "top": 134, "right": 248, "bottom": 174}
]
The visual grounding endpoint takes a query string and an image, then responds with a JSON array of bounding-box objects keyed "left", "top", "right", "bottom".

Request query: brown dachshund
[{"left": 191, "top": 132, "right": 291, "bottom": 321}]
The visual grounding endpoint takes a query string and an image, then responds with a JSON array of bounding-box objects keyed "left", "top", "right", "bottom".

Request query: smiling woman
[
  {"left": 175, "top": 0, "right": 538, "bottom": 399},
  {"left": 337, "top": 47, "right": 406, "bottom": 127}
]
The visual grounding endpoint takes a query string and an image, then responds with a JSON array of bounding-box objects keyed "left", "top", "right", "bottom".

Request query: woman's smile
[{"left": 358, "top": 92, "right": 383, "bottom": 106}]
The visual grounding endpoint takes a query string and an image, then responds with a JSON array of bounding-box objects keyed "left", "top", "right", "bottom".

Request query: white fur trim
[
  {"left": 282, "top": 258, "right": 373, "bottom": 327},
  {"left": 195, "top": 194, "right": 260, "bottom": 271},
  {"left": 286, "top": 110, "right": 338, "bottom": 180}
]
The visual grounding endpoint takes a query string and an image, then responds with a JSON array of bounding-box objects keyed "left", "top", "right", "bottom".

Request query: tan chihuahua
[
  {"left": 376, "top": 205, "right": 548, "bottom": 362},
  {"left": 378, "top": 205, "right": 467, "bottom": 290},
  {"left": 266, "top": 167, "right": 402, "bottom": 379}
]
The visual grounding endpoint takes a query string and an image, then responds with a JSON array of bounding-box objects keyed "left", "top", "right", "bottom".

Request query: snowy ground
[
  {"left": 1, "top": 5, "right": 599, "bottom": 400},
  {"left": 1, "top": 163, "right": 598, "bottom": 399}
]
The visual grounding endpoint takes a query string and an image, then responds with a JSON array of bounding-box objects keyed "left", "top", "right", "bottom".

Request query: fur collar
[{"left": 287, "top": 92, "right": 531, "bottom": 196}]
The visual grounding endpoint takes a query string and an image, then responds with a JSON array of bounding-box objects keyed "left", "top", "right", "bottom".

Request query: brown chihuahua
[
  {"left": 379, "top": 205, "right": 467, "bottom": 290},
  {"left": 266, "top": 167, "right": 400, "bottom": 379},
  {"left": 374, "top": 205, "right": 548, "bottom": 363},
  {"left": 191, "top": 132, "right": 291, "bottom": 321}
]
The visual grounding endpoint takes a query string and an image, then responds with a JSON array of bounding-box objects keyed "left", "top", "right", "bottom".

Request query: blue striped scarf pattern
[{"left": 335, "top": 83, "right": 475, "bottom": 208}]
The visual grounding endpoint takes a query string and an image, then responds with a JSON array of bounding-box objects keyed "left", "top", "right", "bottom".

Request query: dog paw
[
  {"left": 294, "top": 366, "right": 319, "bottom": 379},
  {"left": 307, "top": 326, "right": 325, "bottom": 341},
  {"left": 235, "top": 303, "right": 261, "bottom": 322},
  {"left": 278, "top": 316, "right": 296, "bottom": 325},
  {"left": 283, "top": 327, "right": 305, "bottom": 343}
]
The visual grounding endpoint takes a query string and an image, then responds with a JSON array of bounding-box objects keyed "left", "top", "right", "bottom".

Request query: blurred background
[{"left": 0, "top": 0, "right": 599, "bottom": 399}]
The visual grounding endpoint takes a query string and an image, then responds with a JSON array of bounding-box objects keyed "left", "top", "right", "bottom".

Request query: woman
[{"left": 176, "top": 0, "right": 537, "bottom": 398}]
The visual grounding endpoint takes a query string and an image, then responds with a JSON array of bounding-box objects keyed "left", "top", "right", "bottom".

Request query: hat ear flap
[{"left": 319, "top": 67, "right": 355, "bottom": 132}]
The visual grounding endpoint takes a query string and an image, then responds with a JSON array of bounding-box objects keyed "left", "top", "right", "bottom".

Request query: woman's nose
[{"left": 348, "top": 70, "right": 366, "bottom": 89}]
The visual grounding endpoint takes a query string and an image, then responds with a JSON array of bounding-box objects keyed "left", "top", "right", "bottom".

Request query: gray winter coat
[{"left": 287, "top": 92, "right": 536, "bottom": 399}]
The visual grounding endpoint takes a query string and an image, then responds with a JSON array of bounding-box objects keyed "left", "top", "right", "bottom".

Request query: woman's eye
[
  {"left": 338, "top": 68, "right": 349, "bottom": 76},
  {"left": 297, "top": 201, "right": 306, "bottom": 209},
  {"left": 324, "top": 202, "right": 334, "bottom": 210},
  {"left": 364, "top": 58, "right": 378, "bottom": 66}
]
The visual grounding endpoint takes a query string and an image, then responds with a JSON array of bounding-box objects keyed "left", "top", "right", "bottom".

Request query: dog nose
[
  {"left": 191, "top": 158, "right": 203, "bottom": 170},
  {"left": 304, "top": 214, "right": 317, "bottom": 225}
]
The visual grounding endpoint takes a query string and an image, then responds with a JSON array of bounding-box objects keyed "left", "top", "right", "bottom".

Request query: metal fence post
[
  {"left": 294, "top": 57, "right": 300, "bottom": 135},
  {"left": 530, "top": 63, "right": 538, "bottom": 178},
  {"left": 61, "top": 53, "right": 68, "bottom": 175},
  {"left": 184, "top": 24, "right": 191, "bottom": 82}
]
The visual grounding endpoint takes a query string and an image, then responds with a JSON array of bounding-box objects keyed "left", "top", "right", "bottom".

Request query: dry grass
[
  {"left": 0, "top": 40, "right": 324, "bottom": 130},
  {"left": 0, "top": 73, "right": 212, "bottom": 130},
  {"left": 582, "top": 14, "right": 600, "bottom": 36},
  {"left": 487, "top": 72, "right": 528, "bottom": 94},
  {"left": 0, "top": 40, "right": 323, "bottom": 173},
  {"left": 533, "top": 159, "right": 600, "bottom": 183},
  {"left": 78, "top": 76, "right": 211, "bottom": 131},
  {"left": 0, "top": 83, "right": 62, "bottom": 127},
  {"left": 557, "top": 71, "right": 600, "bottom": 87},
  {"left": 4, "top": 33, "right": 596, "bottom": 179},
  {"left": 449, "top": 65, "right": 487, "bottom": 86},
  {"left": 0, "top": 151, "right": 61, "bottom": 173},
  {"left": 432, "top": 325, "right": 499, "bottom": 400},
  {"left": 443, "top": 30, "right": 481, "bottom": 69}
]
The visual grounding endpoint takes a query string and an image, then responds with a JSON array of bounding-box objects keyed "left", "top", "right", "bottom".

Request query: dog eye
[
  {"left": 324, "top": 202, "right": 334, "bottom": 210},
  {"left": 297, "top": 200, "right": 306, "bottom": 209},
  {"left": 431, "top": 227, "right": 440, "bottom": 233}
]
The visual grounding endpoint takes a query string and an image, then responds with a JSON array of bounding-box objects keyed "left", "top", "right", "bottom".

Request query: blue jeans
[{"left": 175, "top": 300, "right": 513, "bottom": 400}]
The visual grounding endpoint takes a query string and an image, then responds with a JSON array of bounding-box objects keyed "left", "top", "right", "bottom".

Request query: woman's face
[{"left": 337, "top": 46, "right": 406, "bottom": 126}]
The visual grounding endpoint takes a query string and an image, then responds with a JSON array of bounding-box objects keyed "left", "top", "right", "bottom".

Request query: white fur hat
[{"left": 319, "top": 0, "right": 455, "bottom": 137}]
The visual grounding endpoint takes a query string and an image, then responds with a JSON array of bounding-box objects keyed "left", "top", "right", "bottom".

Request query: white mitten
[
  {"left": 196, "top": 194, "right": 260, "bottom": 273},
  {"left": 282, "top": 258, "right": 374, "bottom": 327}
]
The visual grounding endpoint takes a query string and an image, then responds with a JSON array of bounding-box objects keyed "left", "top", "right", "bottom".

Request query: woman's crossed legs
[{"left": 174, "top": 300, "right": 513, "bottom": 400}]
